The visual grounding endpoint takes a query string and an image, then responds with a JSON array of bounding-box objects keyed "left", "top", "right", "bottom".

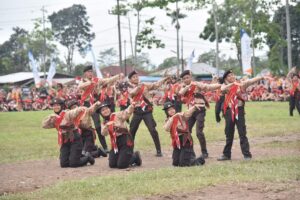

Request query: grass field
[{"left": 0, "top": 102, "right": 299, "bottom": 199}]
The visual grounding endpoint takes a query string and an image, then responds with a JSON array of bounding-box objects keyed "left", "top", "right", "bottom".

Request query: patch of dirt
[
  {"left": 0, "top": 133, "right": 299, "bottom": 195},
  {"left": 135, "top": 181, "right": 300, "bottom": 200}
]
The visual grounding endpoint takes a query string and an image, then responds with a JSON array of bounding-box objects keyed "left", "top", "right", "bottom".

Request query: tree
[
  {"left": 97, "top": 48, "right": 118, "bottom": 67},
  {"left": 110, "top": 0, "right": 165, "bottom": 67},
  {"left": 157, "top": 56, "right": 177, "bottom": 70},
  {"left": 197, "top": 50, "right": 216, "bottom": 66},
  {"left": 27, "top": 19, "right": 58, "bottom": 73},
  {"left": 267, "top": 3, "right": 300, "bottom": 74},
  {"left": 0, "top": 27, "right": 29, "bottom": 75},
  {"left": 200, "top": 0, "right": 281, "bottom": 73},
  {"left": 48, "top": 4, "right": 95, "bottom": 74}
]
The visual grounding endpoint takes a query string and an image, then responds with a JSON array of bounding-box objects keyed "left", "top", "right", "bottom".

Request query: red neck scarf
[
  {"left": 133, "top": 84, "right": 147, "bottom": 110},
  {"left": 170, "top": 115, "right": 189, "bottom": 149},
  {"left": 80, "top": 78, "right": 98, "bottom": 106},
  {"left": 223, "top": 84, "right": 239, "bottom": 122},
  {"left": 55, "top": 111, "right": 66, "bottom": 145},
  {"left": 107, "top": 114, "right": 118, "bottom": 153},
  {"left": 185, "top": 84, "right": 196, "bottom": 105},
  {"left": 290, "top": 81, "right": 299, "bottom": 96},
  {"left": 119, "top": 91, "right": 129, "bottom": 106}
]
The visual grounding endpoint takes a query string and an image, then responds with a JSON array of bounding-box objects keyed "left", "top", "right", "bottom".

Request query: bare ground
[
  {"left": 135, "top": 181, "right": 300, "bottom": 200},
  {"left": 0, "top": 133, "right": 299, "bottom": 196}
]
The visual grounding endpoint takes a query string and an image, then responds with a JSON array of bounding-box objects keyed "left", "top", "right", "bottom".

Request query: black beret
[
  {"left": 162, "top": 101, "right": 175, "bottom": 110},
  {"left": 98, "top": 102, "right": 110, "bottom": 110},
  {"left": 51, "top": 98, "right": 64, "bottom": 106},
  {"left": 83, "top": 65, "right": 93, "bottom": 73},
  {"left": 128, "top": 70, "right": 138, "bottom": 79},
  {"left": 180, "top": 70, "right": 191, "bottom": 78},
  {"left": 222, "top": 69, "right": 233, "bottom": 82}
]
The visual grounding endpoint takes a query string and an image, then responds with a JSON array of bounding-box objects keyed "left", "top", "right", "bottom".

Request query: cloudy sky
[{"left": 0, "top": 0, "right": 269, "bottom": 67}]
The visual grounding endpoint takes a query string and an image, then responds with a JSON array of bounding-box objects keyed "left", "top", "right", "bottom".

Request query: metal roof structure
[
  {"left": 151, "top": 62, "right": 225, "bottom": 77},
  {"left": 0, "top": 72, "right": 74, "bottom": 86}
]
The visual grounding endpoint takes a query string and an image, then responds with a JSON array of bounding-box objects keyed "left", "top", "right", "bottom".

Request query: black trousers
[
  {"left": 172, "top": 135, "right": 199, "bottom": 166},
  {"left": 60, "top": 132, "right": 89, "bottom": 168},
  {"left": 188, "top": 108, "right": 207, "bottom": 154},
  {"left": 130, "top": 111, "right": 161, "bottom": 153},
  {"left": 289, "top": 93, "right": 300, "bottom": 116},
  {"left": 223, "top": 107, "right": 251, "bottom": 158},
  {"left": 109, "top": 134, "right": 134, "bottom": 169},
  {"left": 83, "top": 101, "right": 108, "bottom": 150},
  {"left": 215, "top": 95, "right": 224, "bottom": 123}
]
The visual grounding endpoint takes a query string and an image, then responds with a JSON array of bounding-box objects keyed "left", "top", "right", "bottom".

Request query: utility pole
[
  {"left": 117, "top": 0, "right": 123, "bottom": 71},
  {"left": 250, "top": 0, "right": 256, "bottom": 76},
  {"left": 212, "top": 1, "right": 220, "bottom": 77},
  {"left": 41, "top": 6, "right": 47, "bottom": 79},
  {"left": 127, "top": 16, "right": 135, "bottom": 66},
  {"left": 124, "top": 40, "right": 127, "bottom": 76},
  {"left": 176, "top": 0, "right": 180, "bottom": 73},
  {"left": 181, "top": 35, "right": 184, "bottom": 72},
  {"left": 285, "top": 0, "right": 292, "bottom": 70}
]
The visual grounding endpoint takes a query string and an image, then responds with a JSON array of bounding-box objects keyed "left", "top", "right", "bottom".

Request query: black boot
[
  {"left": 195, "top": 156, "right": 205, "bottom": 165},
  {"left": 134, "top": 151, "right": 142, "bottom": 166},
  {"left": 217, "top": 155, "right": 231, "bottom": 161},
  {"left": 85, "top": 152, "right": 95, "bottom": 165},
  {"left": 97, "top": 147, "right": 108, "bottom": 157}
]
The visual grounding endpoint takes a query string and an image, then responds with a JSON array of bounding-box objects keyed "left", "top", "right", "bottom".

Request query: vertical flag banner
[
  {"left": 89, "top": 46, "right": 103, "bottom": 78},
  {"left": 240, "top": 29, "right": 252, "bottom": 75},
  {"left": 47, "top": 58, "right": 56, "bottom": 86},
  {"left": 28, "top": 51, "right": 41, "bottom": 87},
  {"left": 186, "top": 50, "right": 195, "bottom": 70}
]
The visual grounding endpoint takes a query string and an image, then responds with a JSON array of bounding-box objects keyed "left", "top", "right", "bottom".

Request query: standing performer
[
  {"left": 179, "top": 70, "right": 221, "bottom": 158},
  {"left": 117, "top": 82, "right": 130, "bottom": 111},
  {"left": 163, "top": 75, "right": 182, "bottom": 112},
  {"left": 42, "top": 98, "right": 95, "bottom": 168},
  {"left": 217, "top": 70, "right": 268, "bottom": 161},
  {"left": 66, "top": 99, "right": 107, "bottom": 158},
  {"left": 99, "top": 102, "right": 142, "bottom": 169},
  {"left": 163, "top": 102, "right": 205, "bottom": 166},
  {"left": 78, "top": 65, "right": 123, "bottom": 152},
  {"left": 128, "top": 70, "right": 170, "bottom": 157},
  {"left": 287, "top": 67, "right": 300, "bottom": 116}
]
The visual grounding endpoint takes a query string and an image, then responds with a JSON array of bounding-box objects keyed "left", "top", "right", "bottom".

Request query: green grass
[
  {"left": 0, "top": 102, "right": 299, "bottom": 163},
  {"left": 257, "top": 140, "right": 300, "bottom": 149},
  {"left": 1, "top": 156, "right": 299, "bottom": 200}
]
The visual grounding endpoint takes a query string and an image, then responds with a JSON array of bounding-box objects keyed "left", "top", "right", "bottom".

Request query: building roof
[
  {"left": 101, "top": 65, "right": 148, "bottom": 77},
  {"left": 151, "top": 62, "right": 224, "bottom": 77},
  {"left": 0, "top": 72, "right": 74, "bottom": 85}
]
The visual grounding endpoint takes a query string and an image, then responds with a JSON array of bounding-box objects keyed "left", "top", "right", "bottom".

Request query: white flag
[
  {"left": 47, "top": 59, "right": 56, "bottom": 86},
  {"left": 28, "top": 51, "right": 41, "bottom": 87},
  {"left": 186, "top": 50, "right": 195, "bottom": 70},
  {"left": 241, "top": 29, "right": 252, "bottom": 75},
  {"left": 89, "top": 46, "right": 103, "bottom": 78}
]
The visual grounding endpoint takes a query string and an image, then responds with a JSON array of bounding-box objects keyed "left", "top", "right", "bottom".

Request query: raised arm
[
  {"left": 146, "top": 77, "right": 171, "bottom": 91},
  {"left": 98, "top": 74, "right": 123, "bottom": 87},
  {"left": 78, "top": 80, "right": 93, "bottom": 90},
  {"left": 287, "top": 67, "right": 297, "bottom": 83},
  {"left": 42, "top": 114, "right": 57, "bottom": 129},
  {"left": 118, "top": 104, "right": 135, "bottom": 121},
  {"left": 87, "top": 101, "right": 101, "bottom": 115},
  {"left": 195, "top": 82, "right": 221, "bottom": 92},
  {"left": 182, "top": 106, "right": 197, "bottom": 120},
  {"left": 65, "top": 107, "right": 86, "bottom": 121},
  {"left": 178, "top": 84, "right": 191, "bottom": 96},
  {"left": 163, "top": 117, "right": 175, "bottom": 132},
  {"left": 241, "top": 77, "right": 264, "bottom": 90}
]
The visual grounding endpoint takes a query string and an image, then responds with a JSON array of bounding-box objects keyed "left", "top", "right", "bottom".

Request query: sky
[{"left": 0, "top": 0, "right": 270, "bottom": 68}]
